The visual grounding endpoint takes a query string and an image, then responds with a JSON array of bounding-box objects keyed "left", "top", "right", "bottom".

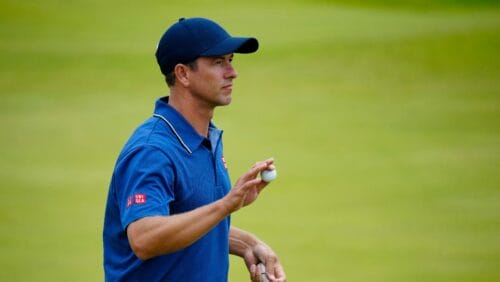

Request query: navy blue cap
[{"left": 155, "top": 17, "right": 259, "bottom": 75}]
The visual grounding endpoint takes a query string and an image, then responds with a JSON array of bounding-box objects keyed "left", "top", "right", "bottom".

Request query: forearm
[
  {"left": 230, "top": 226, "right": 286, "bottom": 281},
  {"left": 128, "top": 199, "right": 230, "bottom": 260},
  {"left": 229, "top": 226, "right": 260, "bottom": 258}
]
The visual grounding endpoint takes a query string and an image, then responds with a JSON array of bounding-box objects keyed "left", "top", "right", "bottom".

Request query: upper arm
[{"left": 114, "top": 146, "right": 175, "bottom": 230}]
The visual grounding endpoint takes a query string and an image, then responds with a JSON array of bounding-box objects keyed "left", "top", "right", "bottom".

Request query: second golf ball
[{"left": 261, "top": 169, "right": 277, "bottom": 182}]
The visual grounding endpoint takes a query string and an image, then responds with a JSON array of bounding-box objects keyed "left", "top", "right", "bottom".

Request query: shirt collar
[{"left": 153, "top": 96, "right": 221, "bottom": 154}]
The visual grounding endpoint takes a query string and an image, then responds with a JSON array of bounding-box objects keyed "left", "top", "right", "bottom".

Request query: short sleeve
[{"left": 112, "top": 146, "right": 175, "bottom": 229}]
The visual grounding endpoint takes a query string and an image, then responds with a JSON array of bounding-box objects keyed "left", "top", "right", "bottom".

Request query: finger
[
  {"left": 264, "top": 157, "right": 274, "bottom": 165},
  {"left": 242, "top": 178, "right": 268, "bottom": 194},
  {"left": 267, "top": 263, "right": 286, "bottom": 282},
  {"left": 261, "top": 159, "right": 275, "bottom": 172},
  {"left": 234, "top": 178, "right": 264, "bottom": 200},
  {"left": 250, "top": 264, "right": 260, "bottom": 282},
  {"left": 243, "top": 175, "right": 270, "bottom": 195},
  {"left": 264, "top": 260, "right": 277, "bottom": 280},
  {"left": 244, "top": 178, "right": 264, "bottom": 189},
  {"left": 275, "top": 263, "right": 286, "bottom": 280},
  {"left": 252, "top": 158, "right": 274, "bottom": 170},
  {"left": 243, "top": 162, "right": 269, "bottom": 181}
]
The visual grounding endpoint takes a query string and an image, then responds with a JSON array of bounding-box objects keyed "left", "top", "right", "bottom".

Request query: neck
[{"left": 168, "top": 91, "right": 214, "bottom": 137}]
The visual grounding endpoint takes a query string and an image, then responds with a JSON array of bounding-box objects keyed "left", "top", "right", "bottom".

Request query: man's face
[{"left": 186, "top": 54, "right": 238, "bottom": 108}]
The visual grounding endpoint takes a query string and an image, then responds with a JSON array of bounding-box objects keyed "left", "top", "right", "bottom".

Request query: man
[{"left": 103, "top": 17, "right": 286, "bottom": 282}]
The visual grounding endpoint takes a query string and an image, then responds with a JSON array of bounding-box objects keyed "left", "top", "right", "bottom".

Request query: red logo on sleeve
[
  {"left": 134, "top": 194, "right": 146, "bottom": 204},
  {"left": 126, "top": 193, "right": 147, "bottom": 208}
]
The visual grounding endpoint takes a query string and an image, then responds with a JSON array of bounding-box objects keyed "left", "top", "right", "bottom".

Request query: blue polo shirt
[{"left": 103, "top": 96, "right": 232, "bottom": 281}]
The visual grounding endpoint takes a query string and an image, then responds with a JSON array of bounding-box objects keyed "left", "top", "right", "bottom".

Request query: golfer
[{"left": 103, "top": 17, "right": 286, "bottom": 282}]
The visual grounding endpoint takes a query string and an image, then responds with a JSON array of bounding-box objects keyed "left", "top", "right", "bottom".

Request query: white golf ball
[{"left": 261, "top": 169, "right": 277, "bottom": 182}]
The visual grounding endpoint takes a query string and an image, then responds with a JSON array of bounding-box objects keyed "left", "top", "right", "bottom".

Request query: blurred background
[{"left": 1, "top": 0, "right": 499, "bottom": 281}]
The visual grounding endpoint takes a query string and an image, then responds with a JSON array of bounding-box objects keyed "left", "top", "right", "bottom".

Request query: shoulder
[
  {"left": 115, "top": 144, "right": 173, "bottom": 175},
  {"left": 121, "top": 117, "right": 179, "bottom": 156}
]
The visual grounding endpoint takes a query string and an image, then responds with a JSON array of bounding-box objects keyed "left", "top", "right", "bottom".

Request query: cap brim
[{"left": 201, "top": 37, "right": 259, "bottom": 56}]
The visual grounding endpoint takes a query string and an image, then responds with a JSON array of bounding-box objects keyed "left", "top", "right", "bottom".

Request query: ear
[{"left": 174, "top": 64, "right": 190, "bottom": 87}]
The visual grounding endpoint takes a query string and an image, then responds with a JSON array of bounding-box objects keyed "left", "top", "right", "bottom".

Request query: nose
[{"left": 225, "top": 63, "right": 238, "bottom": 79}]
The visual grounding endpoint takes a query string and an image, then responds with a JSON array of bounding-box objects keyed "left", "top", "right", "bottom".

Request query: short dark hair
[{"left": 165, "top": 60, "right": 198, "bottom": 87}]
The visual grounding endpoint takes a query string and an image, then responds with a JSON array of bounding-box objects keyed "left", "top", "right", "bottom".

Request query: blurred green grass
[{"left": 1, "top": 0, "right": 499, "bottom": 281}]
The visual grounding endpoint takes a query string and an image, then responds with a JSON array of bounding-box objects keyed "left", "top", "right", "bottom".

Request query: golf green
[{"left": 1, "top": 1, "right": 499, "bottom": 281}]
